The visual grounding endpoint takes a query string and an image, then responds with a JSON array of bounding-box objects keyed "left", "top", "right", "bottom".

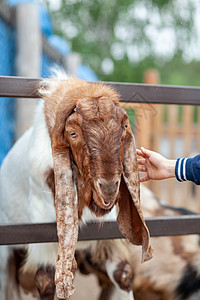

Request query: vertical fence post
[
  {"left": 136, "top": 70, "right": 155, "bottom": 149},
  {"left": 145, "top": 70, "right": 162, "bottom": 196},
  {"left": 137, "top": 69, "right": 160, "bottom": 189},
  {"left": 15, "top": 2, "right": 42, "bottom": 140}
]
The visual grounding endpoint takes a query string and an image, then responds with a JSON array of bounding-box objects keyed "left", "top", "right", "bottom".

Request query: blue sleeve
[{"left": 175, "top": 154, "right": 200, "bottom": 185}]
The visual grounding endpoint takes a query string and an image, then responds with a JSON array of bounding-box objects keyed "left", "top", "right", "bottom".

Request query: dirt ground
[
  {"left": 71, "top": 271, "right": 101, "bottom": 300},
  {"left": 71, "top": 271, "right": 119, "bottom": 300}
]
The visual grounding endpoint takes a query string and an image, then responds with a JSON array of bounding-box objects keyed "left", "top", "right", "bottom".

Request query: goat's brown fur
[
  {"left": 35, "top": 266, "right": 55, "bottom": 299},
  {"left": 113, "top": 261, "right": 133, "bottom": 292}
]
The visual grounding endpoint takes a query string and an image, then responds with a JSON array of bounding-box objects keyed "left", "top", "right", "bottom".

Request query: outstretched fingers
[
  {"left": 137, "top": 158, "right": 146, "bottom": 165},
  {"left": 139, "top": 175, "right": 149, "bottom": 182},
  {"left": 137, "top": 147, "right": 153, "bottom": 158},
  {"left": 137, "top": 147, "right": 151, "bottom": 182},
  {"left": 138, "top": 165, "right": 146, "bottom": 172},
  {"left": 136, "top": 149, "right": 145, "bottom": 158}
]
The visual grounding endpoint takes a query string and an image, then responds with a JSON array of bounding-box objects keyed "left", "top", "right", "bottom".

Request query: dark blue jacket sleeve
[{"left": 175, "top": 155, "right": 200, "bottom": 185}]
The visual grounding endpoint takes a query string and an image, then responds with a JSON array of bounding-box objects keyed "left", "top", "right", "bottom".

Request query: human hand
[{"left": 136, "top": 147, "right": 176, "bottom": 182}]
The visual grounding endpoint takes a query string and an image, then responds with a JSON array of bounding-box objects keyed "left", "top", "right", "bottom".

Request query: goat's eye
[{"left": 70, "top": 132, "right": 77, "bottom": 138}]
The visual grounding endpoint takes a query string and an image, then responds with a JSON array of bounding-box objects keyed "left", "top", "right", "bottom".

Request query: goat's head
[
  {"left": 65, "top": 98, "right": 127, "bottom": 216},
  {"left": 40, "top": 77, "right": 153, "bottom": 263}
]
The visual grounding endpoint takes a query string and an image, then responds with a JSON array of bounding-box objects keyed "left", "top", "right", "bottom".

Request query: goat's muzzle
[{"left": 93, "top": 178, "right": 120, "bottom": 210}]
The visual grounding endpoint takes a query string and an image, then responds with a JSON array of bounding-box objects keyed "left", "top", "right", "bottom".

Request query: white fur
[
  {"left": 0, "top": 100, "right": 58, "bottom": 297},
  {"left": 38, "top": 68, "right": 68, "bottom": 96},
  {"left": 24, "top": 243, "right": 58, "bottom": 273},
  {"left": 80, "top": 204, "right": 117, "bottom": 226}
]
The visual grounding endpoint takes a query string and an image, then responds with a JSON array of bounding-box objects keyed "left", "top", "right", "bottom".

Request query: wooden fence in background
[
  {"left": 121, "top": 69, "right": 200, "bottom": 212},
  {"left": 132, "top": 103, "right": 200, "bottom": 212}
]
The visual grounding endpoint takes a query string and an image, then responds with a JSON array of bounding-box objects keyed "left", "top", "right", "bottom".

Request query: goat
[
  {"left": 0, "top": 76, "right": 152, "bottom": 300},
  {"left": 76, "top": 185, "right": 200, "bottom": 300}
]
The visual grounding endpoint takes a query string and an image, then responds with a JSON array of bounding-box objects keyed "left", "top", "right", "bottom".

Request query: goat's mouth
[
  {"left": 88, "top": 190, "right": 116, "bottom": 217},
  {"left": 89, "top": 198, "right": 113, "bottom": 217}
]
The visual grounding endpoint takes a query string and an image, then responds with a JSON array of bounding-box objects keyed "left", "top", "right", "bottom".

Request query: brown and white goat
[
  {"left": 0, "top": 76, "right": 152, "bottom": 300},
  {"left": 76, "top": 185, "right": 200, "bottom": 300}
]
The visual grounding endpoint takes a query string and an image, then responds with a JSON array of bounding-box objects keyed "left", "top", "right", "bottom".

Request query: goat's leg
[
  {"left": 106, "top": 259, "right": 134, "bottom": 300},
  {"left": 35, "top": 265, "right": 56, "bottom": 300},
  {"left": 0, "top": 262, "right": 15, "bottom": 300},
  {"left": 21, "top": 243, "right": 58, "bottom": 299},
  {"left": 0, "top": 247, "right": 22, "bottom": 300},
  {"left": 23, "top": 177, "right": 58, "bottom": 299},
  {"left": 0, "top": 247, "right": 8, "bottom": 300}
]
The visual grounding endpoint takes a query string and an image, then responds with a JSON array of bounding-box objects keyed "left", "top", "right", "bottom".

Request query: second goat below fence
[{"left": 76, "top": 185, "right": 200, "bottom": 300}]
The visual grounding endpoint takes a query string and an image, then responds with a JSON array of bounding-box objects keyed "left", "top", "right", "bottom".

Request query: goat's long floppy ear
[
  {"left": 40, "top": 78, "right": 88, "bottom": 299},
  {"left": 117, "top": 133, "right": 153, "bottom": 263},
  {"left": 40, "top": 79, "right": 79, "bottom": 299},
  {"left": 50, "top": 103, "right": 79, "bottom": 299}
]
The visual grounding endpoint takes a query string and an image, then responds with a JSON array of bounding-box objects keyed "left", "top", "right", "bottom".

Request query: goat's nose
[{"left": 97, "top": 179, "right": 120, "bottom": 197}]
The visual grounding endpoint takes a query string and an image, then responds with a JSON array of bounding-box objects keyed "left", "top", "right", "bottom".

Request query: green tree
[{"left": 45, "top": 0, "right": 200, "bottom": 86}]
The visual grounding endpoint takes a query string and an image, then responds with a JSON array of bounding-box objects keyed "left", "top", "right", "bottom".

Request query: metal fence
[{"left": 1, "top": 75, "right": 200, "bottom": 245}]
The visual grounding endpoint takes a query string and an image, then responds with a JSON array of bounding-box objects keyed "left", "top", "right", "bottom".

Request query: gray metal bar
[
  {"left": 109, "top": 82, "right": 200, "bottom": 105},
  {"left": 0, "top": 215, "right": 200, "bottom": 246},
  {"left": 1, "top": 76, "right": 200, "bottom": 105},
  {"left": 0, "top": 76, "right": 40, "bottom": 98}
]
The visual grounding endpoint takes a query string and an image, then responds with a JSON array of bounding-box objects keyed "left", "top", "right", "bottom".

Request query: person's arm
[
  {"left": 136, "top": 147, "right": 176, "bottom": 182},
  {"left": 175, "top": 155, "right": 200, "bottom": 185},
  {"left": 137, "top": 147, "right": 200, "bottom": 185}
]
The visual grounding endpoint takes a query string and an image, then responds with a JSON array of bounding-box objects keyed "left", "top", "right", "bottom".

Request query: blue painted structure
[{"left": 0, "top": 17, "right": 16, "bottom": 165}]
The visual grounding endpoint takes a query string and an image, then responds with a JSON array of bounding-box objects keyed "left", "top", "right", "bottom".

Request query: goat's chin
[{"left": 88, "top": 198, "right": 113, "bottom": 217}]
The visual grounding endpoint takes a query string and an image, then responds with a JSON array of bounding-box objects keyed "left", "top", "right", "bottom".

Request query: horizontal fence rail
[
  {"left": 1, "top": 76, "right": 200, "bottom": 246},
  {"left": 1, "top": 216, "right": 200, "bottom": 245},
  {"left": 1, "top": 76, "right": 200, "bottom": 105}
]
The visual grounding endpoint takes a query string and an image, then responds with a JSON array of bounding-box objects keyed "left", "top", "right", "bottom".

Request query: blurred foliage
[
  {"left": 44, "top": 0, "right": 200, "bottom": 86},
  {"left": 125, "top": 108, "right": 135, "bottom": 124}
]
